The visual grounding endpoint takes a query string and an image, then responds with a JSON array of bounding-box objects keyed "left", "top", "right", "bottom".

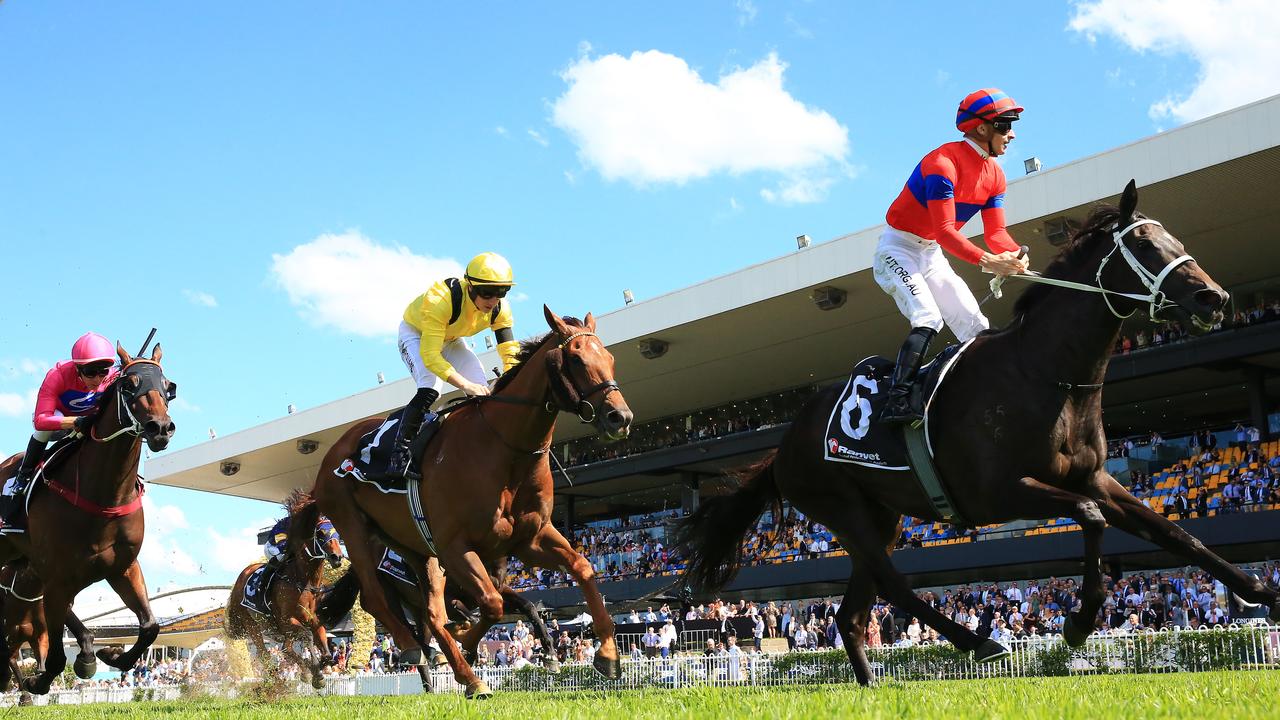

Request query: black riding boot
[
  {"left": 1, "top": 437, "right": 47, "bottom": 526},
  {"left": 879, "top": 327, "right": 937, "bottom": 425},
  {"left": 386, "top": 387, "right": 440, "bottom": 479}
]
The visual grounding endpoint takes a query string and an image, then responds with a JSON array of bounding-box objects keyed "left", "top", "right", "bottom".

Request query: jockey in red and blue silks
[
  {"left": 1, "top": 332, "right": 120, "bottom": 527},
  {"left": 873, "top": 88, "right": 1032, "bottom": 425}
]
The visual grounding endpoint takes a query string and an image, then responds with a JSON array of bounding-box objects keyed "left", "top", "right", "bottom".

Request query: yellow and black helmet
[{"left": 464, "top": 252, "right": 515, "bottom": 286}]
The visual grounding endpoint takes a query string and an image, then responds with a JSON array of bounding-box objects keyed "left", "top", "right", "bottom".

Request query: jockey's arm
[
  {"left": 490, "top": 302, "right": 520, "bottom": 374},
  {"left": 33, "top": 369, "right": 73, "bottom": 432}
]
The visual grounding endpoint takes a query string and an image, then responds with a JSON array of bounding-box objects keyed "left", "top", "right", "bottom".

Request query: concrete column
[
  {"left": 681, "top": 472, "right": 701, "bottom": 515},
  {"left": 1245, "top": 367, "right": 1272, "bottom": 442}
]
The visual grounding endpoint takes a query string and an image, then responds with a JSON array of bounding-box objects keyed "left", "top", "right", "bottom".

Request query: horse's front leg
[
  {"left": 1095, "top": 473, "right": 1280, "bottom": 621},
  {"left": 64, "top": 609, "right": 97, "bottom": 679},
  {"left": 96, "top": 560, "right": 159, "bottom": 669},
  {"left": 516, "top": 524, "right": 620, "bottom": 679}
]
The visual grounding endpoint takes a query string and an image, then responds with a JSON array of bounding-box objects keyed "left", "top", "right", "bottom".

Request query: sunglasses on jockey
[
  {"left": 77, "top": 362, "right": 113, "bottom": 379},
  {"left": 472, "top": 285, "right": 510, "bottom": 300}
]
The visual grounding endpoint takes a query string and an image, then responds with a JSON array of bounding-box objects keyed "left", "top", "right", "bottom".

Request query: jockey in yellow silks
[{"left": 387, "top": 252, "right": 520, "bottom": 477}]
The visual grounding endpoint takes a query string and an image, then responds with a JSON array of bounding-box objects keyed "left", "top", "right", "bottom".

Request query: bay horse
[
  {"left": 365, "top": 540, "right": 563, "bottom": 688},
  {"left": 0, "top": 342, "right": 175, "bottom": 695},
  {"left": 314, "top": 306, "right": 632, "bottom": 697},
  {"left": 0, "top": 562, "right": 97, "bottom": 692},
  {"left": 225, "top": 490, "right": 346, "bottom": 689},
  {"left": 679, "top": 181, "right": 1278, "bottom": 685}
]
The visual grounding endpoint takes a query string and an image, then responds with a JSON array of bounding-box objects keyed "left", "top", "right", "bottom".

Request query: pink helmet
[{"left": 71, "top": 332, "right": 115, "bottom": 365}]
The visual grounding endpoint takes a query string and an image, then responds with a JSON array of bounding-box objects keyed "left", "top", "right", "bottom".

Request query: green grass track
[{"left": 16, "top": 671, "right": 1279, "bottom": 720}]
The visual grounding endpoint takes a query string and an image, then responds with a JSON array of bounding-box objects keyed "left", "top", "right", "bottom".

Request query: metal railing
[{"left": 6, "top": 624, "right": 1275, "bottom": 705}]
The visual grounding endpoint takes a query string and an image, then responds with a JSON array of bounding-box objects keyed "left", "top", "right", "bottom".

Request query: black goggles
[{"left": 474, "top": 285, "right": 510, "bottom": 299}]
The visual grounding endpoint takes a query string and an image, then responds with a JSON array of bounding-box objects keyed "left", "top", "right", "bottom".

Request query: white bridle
[{"left": 990, "top": 219, "right": 1201, "bottom": 324}]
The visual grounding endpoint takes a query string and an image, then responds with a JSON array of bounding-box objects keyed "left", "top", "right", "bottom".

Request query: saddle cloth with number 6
[{"left": 822, "top": 344, "right": 965, "bottom": 470}]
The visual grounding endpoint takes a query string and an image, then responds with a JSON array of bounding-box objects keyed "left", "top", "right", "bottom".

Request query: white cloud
[
  {"left": 182, "top": 289, "right": 217, "bottom": 308},
  {"left": 495, "top": 125, "right": 508, "bottom": 136},
  {"left": 0, "top": 388, "right": 36, "bottom": 418},
  {"left": 785, "top": 13, "right": 813, "bottom": 39},
  {"left": 551, "top": 50, "right": 850, "bottom": 203},
  {"left": 1, "top": 358, "right": 47, "bottom": 380},
  {"left": 138, "top": 497, "right": 200, "bottom": 577},
  {"left": 760, "top": 174, "right": 838, "bottom": 206},
  {"left": 270, "top": 232, "right": 463, "bottom": 337},
  {"left": 736, "top": 0, "right": 758, "bottom": 26},
  {"left": 1069, "top": 0, "right": 1280, "bottom": 123},
  {"left": 511, "top": 291, "right": 530, "bottom": 303},
  {"left": 729, "top": 196, "right": 741, "bottom": 211},
  {"left": 527, "top": 128, "right": 549, "bottom": 147},
  {"left": 169, "top": 396, "right": 201, "bottom": 413},
  {"left": 208, "top": 519, "right": 273, "bottom": 573}
]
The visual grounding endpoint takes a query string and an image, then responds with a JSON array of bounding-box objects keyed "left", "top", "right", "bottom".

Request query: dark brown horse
[
  {"left": 225, "top": 490, "right": 345, "bottom": 689},
  {"left": 315, "top": 306, "right": 632, "bottom": 697},
  {"left": 0, "top": 562, "right": 96, "bottom": 692},
  {"left": 0, "top": 342, "right": 175, "bottom": 694},
  {"left": 679, "top": 181, "right": 1278, "bottom": 685}
]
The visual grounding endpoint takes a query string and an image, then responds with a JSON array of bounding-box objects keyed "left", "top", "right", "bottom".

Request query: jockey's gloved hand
[{"left": 73, "top": 414, "right": 96, "bottom": 435}]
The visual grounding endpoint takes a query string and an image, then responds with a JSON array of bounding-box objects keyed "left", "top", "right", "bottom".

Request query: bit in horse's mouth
[{"left": 1191, "top": 315, "right": 1215, "bottom": 332}]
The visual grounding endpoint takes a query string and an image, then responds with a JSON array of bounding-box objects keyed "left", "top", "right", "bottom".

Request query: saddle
[
  {"left": 823, "top": 344, "right": 963, "bottom": 469},
  {"left": 824, "top": 342, "right": 972, "bottom": 525},
  {"left": 240, "top": 563, "right": 279, "bottom": 615},
  {"left": 0, "top": 432, "right": 79, "bottom": 535},
  {"left": 333, "top": 407, "right": 442, "bottom": 494}
]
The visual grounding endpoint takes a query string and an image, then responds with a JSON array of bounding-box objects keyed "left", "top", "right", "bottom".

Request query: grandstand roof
[{"left": 147, "top": 94, "right": 1280, "bottom": 503}]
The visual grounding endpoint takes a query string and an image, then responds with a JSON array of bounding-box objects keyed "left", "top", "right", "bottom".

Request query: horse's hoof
[
  {"left": 97, "top": 646, "right": 127, "bottom": 669},
  {"left": 17, "top": 692, "right": 33, "bottom": 707},
  {"left": 1063, "top": 613, "right": 1092, "bottom": 647},
  {"left": 20, "top": 677, "right": 47, "bottom": 696},
  {"left": 400, "top": 647, "right": 426, "bottom": 666},
  {"left": 74, "top": 655, "right": 97, "bottom": 680},
  {"left": 465, "top": 681, "right": 492, "bottom": 699},
  {"left": 543, "top": 656, "right": 561, "bottom": 674},
  {"left": 312, "top": 677, "right": 325, "bottom": 690},
  {"left": 973, "top": 639, "right": 1010, "bottom": 664},
  {"left": 592, "top": 653, "right": 621, "bottom": 680}
]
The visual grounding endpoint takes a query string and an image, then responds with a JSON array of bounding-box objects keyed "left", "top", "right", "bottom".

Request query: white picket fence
[
  {"left": 5, "top": 623, "right": 1276, "bottom": 705},
  {"left": 324, "top": 623, "right": 1280, "bottom": 694}
]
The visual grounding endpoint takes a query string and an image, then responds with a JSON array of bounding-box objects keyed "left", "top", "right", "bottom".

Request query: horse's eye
[{"left": 1136, "top": 239, "right": 1151, "bottom": 250}]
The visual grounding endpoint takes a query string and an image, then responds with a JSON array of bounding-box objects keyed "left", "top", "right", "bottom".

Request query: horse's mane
[
  {"left": 1010, "top": 204, "right": 1139, "bottom": 322},
  {"left": 490, "top": 316, "right": 586, "bottom": 394},
  {"left": 284, "top": 489, "right": 319, "bottom": 549}
]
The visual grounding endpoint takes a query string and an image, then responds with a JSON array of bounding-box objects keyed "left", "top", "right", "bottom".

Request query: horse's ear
[
  {"left": 1119, "top": 179, "right": 1138, "bottom": 222},
  {"left": 151, "top": 344, "right": 163, "bottom": 363},
  {"left": 584, "top": 313, "right": 596, "bottom": 332},
  {"left": 116, "top": 341, "right": 132, "bottom": 366},
  {"left": 543, "top": 305, "right": 569, "bottom": 336}
]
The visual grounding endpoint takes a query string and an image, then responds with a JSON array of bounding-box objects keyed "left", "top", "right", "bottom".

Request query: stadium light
[
  {"left": 810, "top": 285, "right": 847, "bottom": 311},
  {"left": 796, "top": 234, "right": 811, "bottom": 250},
  {"left": 287, "top": 404, "right": 296, "bottom": 415},
  {"left": 485, "top": 336, "right": 494, "bottom": 350},
  {"left": 376, "top": 372, "right": 385, "bottom": 384},
  {"left": 623, "top": 289, "right": 635, "bottom": 305},
  {"left": 638, "top": 338, "right": 669, "bottom": 360},
  {"left": 1024, "top": 157, "right": 1042, "bottom": 174}
]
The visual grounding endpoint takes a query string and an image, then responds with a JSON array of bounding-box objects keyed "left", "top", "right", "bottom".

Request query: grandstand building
[{"left": 148, "top": 94, "right": 1280, "bottom": 608}]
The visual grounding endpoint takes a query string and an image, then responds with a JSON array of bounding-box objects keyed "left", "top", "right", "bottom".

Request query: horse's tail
[
  {"left": 316, "top": 568, "right": 361, "bottom": 627},
  {"left": 675, "top": 450, "right": 780, "bottom": 593}
]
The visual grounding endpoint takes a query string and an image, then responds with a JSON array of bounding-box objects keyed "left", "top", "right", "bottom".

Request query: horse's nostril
[
  {"left": 144, "top": 421, "right": 162, "bottom": 436},
  {"left": 1194, "top": 288, "right": 1226, "bottom": 310},
  {"left": 166, "top": 421, "right": 176, "bottom": 435},
  {"left": 606, "top": 410, "right": 624, "bottom": 427}
]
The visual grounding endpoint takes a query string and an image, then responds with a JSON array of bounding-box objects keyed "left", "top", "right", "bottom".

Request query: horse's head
[
  {"left": 542, "top": 305, "right": 634, "bottom": 441},
  {"left": 315, "top": 516, "right": 343, "bottom": 569},
  {"left": 1101, "top": 180, "right": 1229, "bottom": 333},
  {"left": 112, "top": 343, "right": 177, "bottom": 451}
]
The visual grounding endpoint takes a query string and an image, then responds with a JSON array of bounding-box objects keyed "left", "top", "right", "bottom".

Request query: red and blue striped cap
[{"left": 956, "top": 89, "right": 1023, "bottom": 132}]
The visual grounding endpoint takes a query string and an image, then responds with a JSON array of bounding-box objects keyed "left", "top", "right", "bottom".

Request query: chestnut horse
[
  {"left": 315, "top": 307, "right": 632, "bottom": 697},
  {"left": 225, "top": 490, "right": 345, "bottom": 689},
  {"left": 0, "top": 562, "right": 96, "bottom": 691},
  {"left": 679, "top": 181, "right": 1278, "bottom": 685},
  {"left": 0, "top": 342, "right": 175, "bottom": 694}
]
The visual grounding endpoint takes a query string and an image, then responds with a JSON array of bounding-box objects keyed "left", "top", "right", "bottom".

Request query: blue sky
[{"left": 1, "top": 1, "right": 1276, "bottom": 604}]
